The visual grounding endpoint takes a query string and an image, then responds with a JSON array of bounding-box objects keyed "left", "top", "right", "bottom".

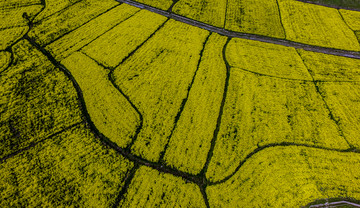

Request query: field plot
[
  {"left": 298, "top": 49, "right": 360, "bottom": 81},
  {"left": 131, "top": 0, "right": 173, "bottom": 10},
  {"left": 118, "top": 166, "right": 205, "bottom": 207},
  {"left": 0, "top": 40, "right": 82, "bottom": 158},
  {"left": 0, "top": 0, "right": 42, "bottom": 50},
  {"left": 28, "top": 0, "right": 119, "bottom": 46},
  {"left": 0, "top": 124, "right": 134, "bottom": 207},
  {"left": 163, "top": 33, "right": 227, "bottom": 175},
  {"left": 206, "top": 69, "right": 349, "bottom": 182},
  {"left": 226, "top": 38, "right": 312, "bottom": 80},
  {"left": 317, "top": 82, "right": 360, "bottom": 148},
  {"left": 61, "top": 52, "right": 140, "bottom": 148},
  {"left": 172, "top": 0, "right": 227, "bottom": 27},
  {"left": 46, "top": 4, "right": 140, "bottom": 61},
  {"left": 113, "top": 20, "right": 209, "bottom": 162},
  {"left": 207, "top": 146, "right": 360, "bottom": 207},
  {"left": 339, "top": 9, "right": 360, "bottom": 31},
  {"left": 82, "top": 10, "right": 167, "bottom": 68},
  {"left": 302, "top": 0, "right": 360, "bottom": 10},
  {"left": 278, "top": 0, "right": 360, "bottom": 51},
  {"left": 225, "top": 0, "right": 285, "bottom": 38},
  {"left": 32, "top": 0, "right": 82, "bottom": 22}
]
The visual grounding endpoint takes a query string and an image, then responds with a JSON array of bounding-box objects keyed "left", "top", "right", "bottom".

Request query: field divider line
[
  {"left": 112, "top": 163, "right": 140, "bottom": 208},
  {"left": 158, "top": 32, "right": 212, "bottom": 163},
  {"left": 200, "top": 37, "right": 231, "bottom": 176},
  {"left": 116, "top": 0, "right": 360, "bottom": 60},
  {"left": 295, "top": 49, "right": 354, "bottom": 149},
  {"left": 23, "top": 33, "right": 206, "bottom": 189},
  {"left": 208, "top": 142, "right": 360, "bottom": 186},
  {"left": 0, "top": 122, "right": 82, "bottom": 163}
]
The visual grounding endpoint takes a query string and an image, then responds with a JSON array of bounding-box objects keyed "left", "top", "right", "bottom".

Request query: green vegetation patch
[
  {"left": 28, "top": 0, "right": 119, "bottom": 46},
  {"left": 0, "top": 40, "right": 82, "bottom": 158},
  {"left": 61, "top": 52, "right": 140, "bottom": 148},
  {"left": 0, "top": 124, "right": 134, "bottom": 207},
  {"left": 226, "top": 38, "right": 312, "bottom": 80},
  {"left": 119, "top": 166, "right": 205, "bottom": 207},
  {"left": 172, "top": 0, "right": 227, "bottom": 27},
  {"left": 163, "top": 33, "right": 227, "bottom": 175},
  {"left": 82, "top": 9, "right": 167, "bottom": 68},
  {"left": 279, "top": 0, "right": 360, "bottom": 51},
  {"left": 113, "top": 20, "right": 209, "bottom": 162},
  {"left": 206, "top": 69, "right": 349, "bottom": 182},
  {"left": 207, "top": 146, "right": 360, "bottom": 207},
  {"left": 298, "top": 49, "right": 360, "bottom": 81},
  {"left": 47, "top": 4, "right": 140, "bottom": 61},
  {"left": 225, "top": 0, "right": 285, "bottom": 38},
  {"left": 318, "top": 82, "right": 360, "bottom": 148}
]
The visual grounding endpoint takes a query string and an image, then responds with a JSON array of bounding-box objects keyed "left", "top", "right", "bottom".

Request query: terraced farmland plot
[
  {"left": 278, "top": 0, "right": 360, "bottom": 51},
  {"left": 61, "top": 52, "right": 140, "bottom": 148},
  {"left": 316, "top": 82, "right": 360, "bottom": 148},
  {"left": 226, "top": 38, "right": 312, "bottom": 80},
  {"left": 28, "top": 0, "right": 119, "bottom": 46},
  {"left": 0, "top": 40, "right": 82, "bottom": 158},
  {"left": 298, "top": 49, "right": 360, "bottom": 81},
  {"left": 163, "top": 33, "right": 228, "bottom": 175},
  {"left": 208, "top": 146, "right": 360, "bottom": 207},
  {"left": 172, "top": 0, "right": 227, "bottom": 27},
  {"left": 81, "top": 9, "right": 167, "bottom": 68},
  {"left": 225, "top": 0, "right": 285, "bottom": 38},
  {"left": 46, "top": 4, "right": 140, "bottom": 61},
  {"left": 113, "top": 20, "right": 210, "bottom": 162},
  {"left": 118, "top": 167, "right": 205, "bottom": 207},
  {"left": 0, "top": 124, "right": 135, "bottom": 207},
  {"left": 340, "top": 9, "right": 360, "bottom": 31}
]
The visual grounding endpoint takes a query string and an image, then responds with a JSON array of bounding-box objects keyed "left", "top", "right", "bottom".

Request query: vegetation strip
[
  {"left": 200, "top": 37, "right": 231, "bottom": 176},
  {"left": 116, "top": 0, "right": 360, "bottom": 59}
]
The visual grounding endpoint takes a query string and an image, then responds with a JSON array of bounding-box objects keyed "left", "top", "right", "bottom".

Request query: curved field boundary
[{"left": 116, "top": 0, "right": 360, "bottom": 60}]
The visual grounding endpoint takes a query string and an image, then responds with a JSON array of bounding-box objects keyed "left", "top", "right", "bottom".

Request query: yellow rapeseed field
[
  {"left": 206, "top": 69, "right": 349, "bottom": 182},
  {"left": 33, "top": 0, "right": 82, "bottom": 22},
  {"left": 119, "top": 166, "right": 205, "bottom": 207},
  {"left": 82, "top": 10, "right": 167, "bottom": 68},
  {"left": 163, "top": 33, "right": 227, "bottom": 175},
  {"left": 298, "top": 49, "right": 360, "bottom": 81},
  {"left": 207, "top": 146, "right": 360, "bottom": 207},
  {"left": 113, "top": 20, "right": 209, "bottom": 162},
  {"left": 0, "top": 124, "right": 134, "bottom": 207},
  {"left": 28, "top": 0, "right": 119, "bottom": 46},
  {"left": 225, "top": 0, "right": 285, "bottom": 38},
  {"left": 0, "top": 51, "right": 11, "bottom": 72},
  {"left": 226, "top": 38, "right": 312, "bottom": 80},
  {"left": 172, "top": 0, "right": 227, "bottom": 27},
  {"left": 317, "top": 82, "right": 360, "bottom": 149},
  {"left": 1, "top": 40, "right": 82, "bottom": 158},
  {"left": 278, "top": 0, "right": 360, "bottom": 50},
  {"left": 61, "top": 52, "right": 140, "bottom": 148},
  {"left": 47, "top": 4, "right": 140, "bottom": 61},
  {"left": 339, "top": 9, "right": 360, "bottom": 31}
]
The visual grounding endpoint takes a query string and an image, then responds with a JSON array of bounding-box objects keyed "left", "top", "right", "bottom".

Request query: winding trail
[{"left": 116, "top": 0, "right": 360, "bottom": 60}]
